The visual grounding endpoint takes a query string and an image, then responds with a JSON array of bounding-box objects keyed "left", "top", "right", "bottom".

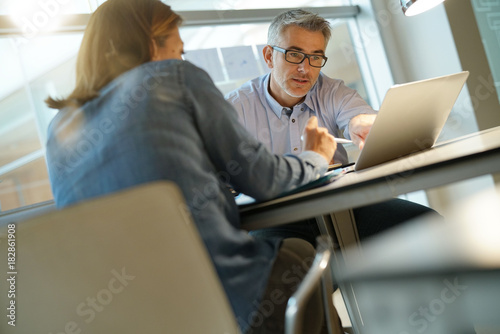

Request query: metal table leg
[{"left": 315, "top": 210, "right": 365, "bottom": 334}]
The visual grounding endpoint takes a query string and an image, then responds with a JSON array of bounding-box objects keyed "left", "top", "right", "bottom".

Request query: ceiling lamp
[{"left": 401, "top": 0, "right": 446, "bottom": 16}]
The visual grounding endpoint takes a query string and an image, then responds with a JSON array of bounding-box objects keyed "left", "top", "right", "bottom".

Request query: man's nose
[{"left": 297, "top": 59, "right": 311, "bottom": 72}]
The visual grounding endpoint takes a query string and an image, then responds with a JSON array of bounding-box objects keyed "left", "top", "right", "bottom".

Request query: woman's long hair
[{"left": 45, "top": 0, "right": 182, "bottom": 109}]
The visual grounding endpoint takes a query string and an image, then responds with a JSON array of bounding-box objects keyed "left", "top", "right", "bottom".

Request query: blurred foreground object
[{"left": 335, "top": 185, "right": 500, "bottom": 334}]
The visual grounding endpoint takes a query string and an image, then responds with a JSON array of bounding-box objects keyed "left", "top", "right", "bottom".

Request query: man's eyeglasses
[{"left": 271, "top": 46, "right": 328, "bottom": 68}]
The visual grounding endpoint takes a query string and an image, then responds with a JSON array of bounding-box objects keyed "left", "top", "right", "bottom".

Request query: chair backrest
[{"left": 0, "top": 181, "right": 241, "bottom": 334}]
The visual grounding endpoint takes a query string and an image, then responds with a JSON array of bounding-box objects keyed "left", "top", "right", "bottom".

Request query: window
[
  {"left": 182, "top": 20, "right": 368, "bottom": 102},
  {"left": 0, "top": 34, "right": 82, "bottom": 211}
]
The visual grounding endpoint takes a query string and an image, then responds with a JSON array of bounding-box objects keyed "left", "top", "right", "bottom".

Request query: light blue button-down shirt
[
  {"left": 225, "top": 72, "right": 376, "bottom": 164},
  {"left": 45, "top": 60, "right": 328, "bottom": 334}
]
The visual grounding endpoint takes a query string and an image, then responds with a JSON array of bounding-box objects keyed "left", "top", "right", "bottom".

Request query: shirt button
[
  {"left": 292, "top": 119, "right": 296, "bottom": 123},
  {"left": 293, "top": 148, "right": 298, "bottom": 151},
  {"left": 301, "top": 108, "right": 304, "bottom": 111}
]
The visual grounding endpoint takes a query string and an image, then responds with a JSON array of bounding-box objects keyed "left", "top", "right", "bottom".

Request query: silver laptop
[{"left": 354, "top": 71, "right": 469, "bottom": 171}]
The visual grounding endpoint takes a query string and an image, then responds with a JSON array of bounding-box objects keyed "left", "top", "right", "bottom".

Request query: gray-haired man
[{"left": 226, "top": 9, "right": 438, "bottom": 245}]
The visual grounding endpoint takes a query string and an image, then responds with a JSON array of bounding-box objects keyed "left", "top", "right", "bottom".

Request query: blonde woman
[{"left": 45, "top": 1, "right": 340, "bottom": 333}]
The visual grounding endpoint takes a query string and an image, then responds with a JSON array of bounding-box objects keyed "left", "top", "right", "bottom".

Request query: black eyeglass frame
[{"left": 271, "top": 46, "right": 328, "bottom": 68}]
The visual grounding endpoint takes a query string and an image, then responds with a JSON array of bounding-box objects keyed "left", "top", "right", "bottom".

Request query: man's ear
[{"left": 262, "top": 45, "right": 274, "bottom": 69}]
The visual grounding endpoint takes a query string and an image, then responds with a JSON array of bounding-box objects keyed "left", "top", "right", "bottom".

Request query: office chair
[
  {"left": 0, "top": 181, "right": 339, "bottom": 334},
  {"left": 0, "top": 182, "right": 240, "bottom": 333}
]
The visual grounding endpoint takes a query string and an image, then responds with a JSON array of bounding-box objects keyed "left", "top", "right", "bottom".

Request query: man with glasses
[
  {"left": 226, "top": 9, "right": 376, "bottom": 166},
  {"left": 225, "top": 9, "right": 438, "bottom": 246}
]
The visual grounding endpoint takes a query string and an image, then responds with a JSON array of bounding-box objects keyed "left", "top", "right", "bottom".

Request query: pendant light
[{"left": 401, "top": 0, "right": 446, "bottom": 16}]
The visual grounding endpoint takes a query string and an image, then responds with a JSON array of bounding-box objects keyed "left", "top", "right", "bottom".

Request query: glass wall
[
  {"left": 182, "top": 20, "right": 368, "bottom": 101},
  {"left": 0, "top": 34, "right": 82, "bottom": 211}
]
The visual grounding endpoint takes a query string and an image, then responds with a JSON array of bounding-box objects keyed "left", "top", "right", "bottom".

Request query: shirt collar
[
  {"left": 302, "top": 89, "right": 316, "bottom": 112},
  {"left": 263, "top": 74, "right": 288, "bottom": 119}
]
